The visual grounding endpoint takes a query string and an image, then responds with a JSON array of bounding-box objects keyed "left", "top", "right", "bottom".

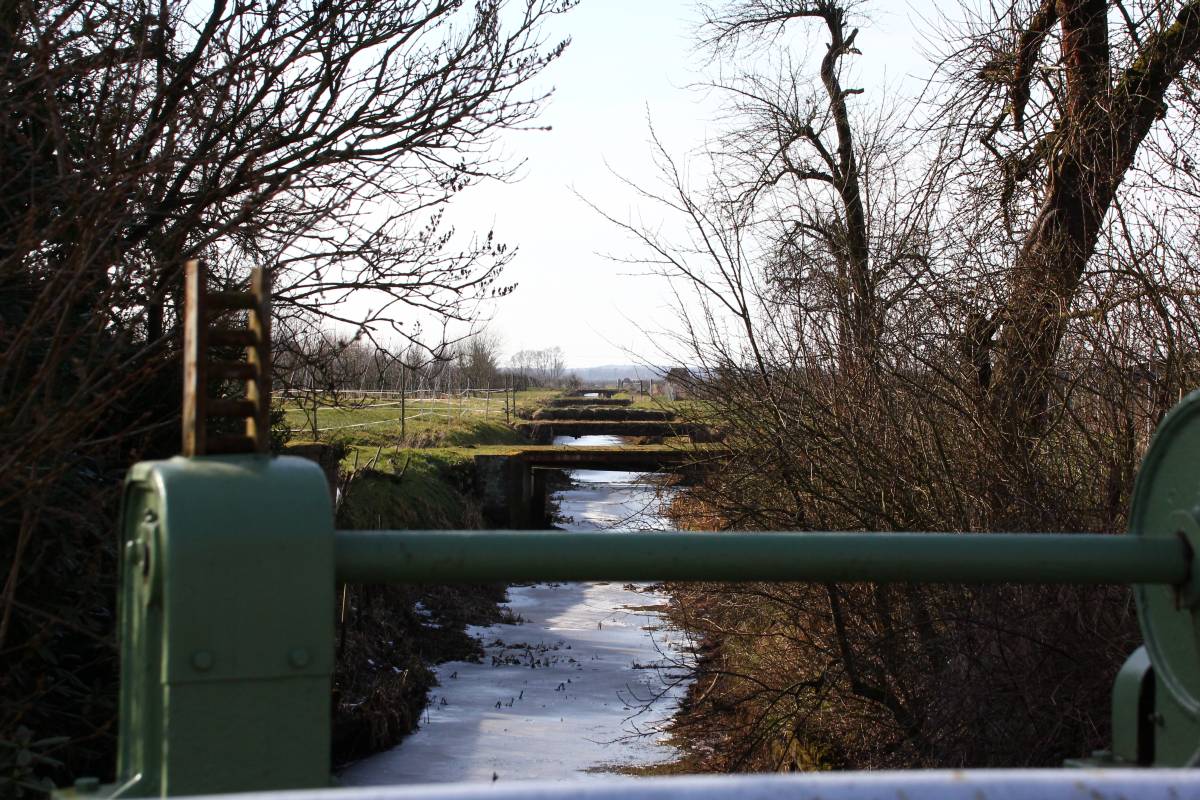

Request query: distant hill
[{"left": 567, "top": 364, "right": 666, "bottom": 383}]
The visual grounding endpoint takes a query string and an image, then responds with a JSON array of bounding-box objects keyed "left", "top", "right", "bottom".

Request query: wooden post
[
  {"left": 401, "top": 369, "right": 407, "bottom": 438},
  {"left": 182, "top": 260, "right": 207, "bottom": 456}
]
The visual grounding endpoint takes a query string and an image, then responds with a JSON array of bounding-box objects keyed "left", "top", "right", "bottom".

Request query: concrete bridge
[
  {"left": 532, "top": 407, "right": 671, "bottom": 421},
  {"left": 515, "top": 419, "right": 715, "bottom": 443},
  {"left": 485, "top": 392, "right": 723, "bottom": 524},
  {"left": 474, "top": 445, "right": 720, "bottom": 528},
  {"left": 547, "top": 397, "right": 632, "bottom": 408}
]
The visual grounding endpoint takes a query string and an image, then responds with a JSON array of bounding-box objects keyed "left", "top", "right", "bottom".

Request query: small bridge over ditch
[
  {"left": 514, "top": 419, "right": 716, "bottom": 443},
  {"left": 516, "top": 390, "right": 718, "bottom": 444},
  {"left": 492, "top": 393, "right": 723, "bottom": 523},
  {"left": 548, "top": 396, "right": 631, "bottom": 407},
  {"left": 474, "top": 445, "right": 722, "bottom": 528}
]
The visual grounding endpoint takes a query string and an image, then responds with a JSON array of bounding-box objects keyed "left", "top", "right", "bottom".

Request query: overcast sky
[{"left": 451, "top": 0, "right": 943, "bottom": 367}]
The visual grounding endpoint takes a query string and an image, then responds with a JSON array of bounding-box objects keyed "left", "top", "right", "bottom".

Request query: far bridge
[
  {"left": 566, "top": 386, "right": 620, "bottom": 398},
  {"left": 515, "top": 418, "right": 715, "bottom": 443},
  {"left": 548, "top": 396, "right": 631, "bottom": 407}
]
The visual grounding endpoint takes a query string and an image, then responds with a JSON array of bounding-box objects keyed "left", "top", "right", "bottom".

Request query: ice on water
[{"left": 339, "top": 436, "right": 691, "bottom": 785}]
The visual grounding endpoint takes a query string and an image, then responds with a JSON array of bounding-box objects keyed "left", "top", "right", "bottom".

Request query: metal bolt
[
  {"left": 289, "top": 647, "right": 311, "bottom": 669},
  {"left": 191, "top": 650, "right": 215, "bottom": 672},
  {"left": 74, "top": 777, "right": 100, "bottom": 794}
]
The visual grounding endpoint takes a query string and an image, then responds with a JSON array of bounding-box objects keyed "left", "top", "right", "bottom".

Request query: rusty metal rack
[{"left": 181, "top": 259, "right": 271, "bottom": 455}]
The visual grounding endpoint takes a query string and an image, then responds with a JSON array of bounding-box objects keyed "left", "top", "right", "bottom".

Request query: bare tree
[
  {"left": 931, "top": 1, "right": 1200, "bottom": 442},
  {"left": 599, "top": 0, "right": 1200, "bottom": 771},
  {"left": 698, "top": 0, "right": 882, "bottom": 367},
  {"left": 508, "top": 345, "right": 567, "bottom": 386},
  {"left": 455, "top": 329, "right": 505, "bottom": 389}
]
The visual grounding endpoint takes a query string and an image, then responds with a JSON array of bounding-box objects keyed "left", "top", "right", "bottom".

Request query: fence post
[{"left": 401, "top": 369, "right": 407, "bottom": 439}]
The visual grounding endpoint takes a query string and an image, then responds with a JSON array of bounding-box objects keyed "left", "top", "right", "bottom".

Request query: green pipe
[{"left": 334, "top": 530, "right": 1190, "bottom": 586}]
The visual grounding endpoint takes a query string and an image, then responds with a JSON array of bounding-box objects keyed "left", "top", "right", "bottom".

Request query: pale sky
[{"left": 452, "top": 0, "right": 942, "bottom": 367}]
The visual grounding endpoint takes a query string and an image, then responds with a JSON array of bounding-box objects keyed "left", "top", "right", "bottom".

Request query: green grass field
[{"left": 283, "top": 391, "right": 531, "bottom": 448}]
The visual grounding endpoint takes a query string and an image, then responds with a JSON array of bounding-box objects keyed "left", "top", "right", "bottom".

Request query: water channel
[{"left": 340, "top": 435, "right": 692, "bottom": 785}]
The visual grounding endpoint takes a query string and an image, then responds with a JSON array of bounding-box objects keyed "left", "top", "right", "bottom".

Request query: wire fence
[{"left": 279, "top": 387, "right": 516, "bottom": 435}]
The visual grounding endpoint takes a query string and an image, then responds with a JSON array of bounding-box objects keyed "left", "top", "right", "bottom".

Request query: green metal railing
[
  {"left": 334, "top": 530, "right": 1190, "bottom": 585},
  {"left": 61, "top": 390, "right": 1200, "bottom": 798}
]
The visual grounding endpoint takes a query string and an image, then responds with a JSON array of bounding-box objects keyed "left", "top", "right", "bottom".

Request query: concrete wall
[{"left": 473, "top": 454, "right": 552, "bottom": 529}]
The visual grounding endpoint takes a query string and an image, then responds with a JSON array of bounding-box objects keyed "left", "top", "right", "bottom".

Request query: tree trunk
[{"left": 818, "top": 11, "right": 877, "bottom": 369}]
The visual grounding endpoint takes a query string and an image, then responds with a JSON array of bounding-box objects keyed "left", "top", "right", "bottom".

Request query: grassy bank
[{"left": 284, "top": 390, "right": 555, "bottom": 443}]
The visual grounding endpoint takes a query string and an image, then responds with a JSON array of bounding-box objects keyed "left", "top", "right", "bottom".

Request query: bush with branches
[{"left": 0, "top": 0, "right": 572, "bottom": 790}]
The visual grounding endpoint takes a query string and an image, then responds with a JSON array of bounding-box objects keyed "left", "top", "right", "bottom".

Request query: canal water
[{"left": 339, "top": 435, "right": 691, "bottom": 785}]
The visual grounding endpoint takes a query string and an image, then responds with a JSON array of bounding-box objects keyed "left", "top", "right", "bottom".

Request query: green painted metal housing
[
  {"left": 1127, "top": 392, "right": 1200, "bottom": 765},
  {"left": 113, "top": 456, "right": 335, "bottom": 797}
]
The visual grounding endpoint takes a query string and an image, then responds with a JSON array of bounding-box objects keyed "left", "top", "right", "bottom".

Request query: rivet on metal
[
  {"left": 288, "top": 647, "right": 311, "bottom": 669},
  {"left": 73, "top": 776, "right": 100, "bottom": 794},
  {"left": 191, "top": 650, "right": 215, "bottom": 672}
]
